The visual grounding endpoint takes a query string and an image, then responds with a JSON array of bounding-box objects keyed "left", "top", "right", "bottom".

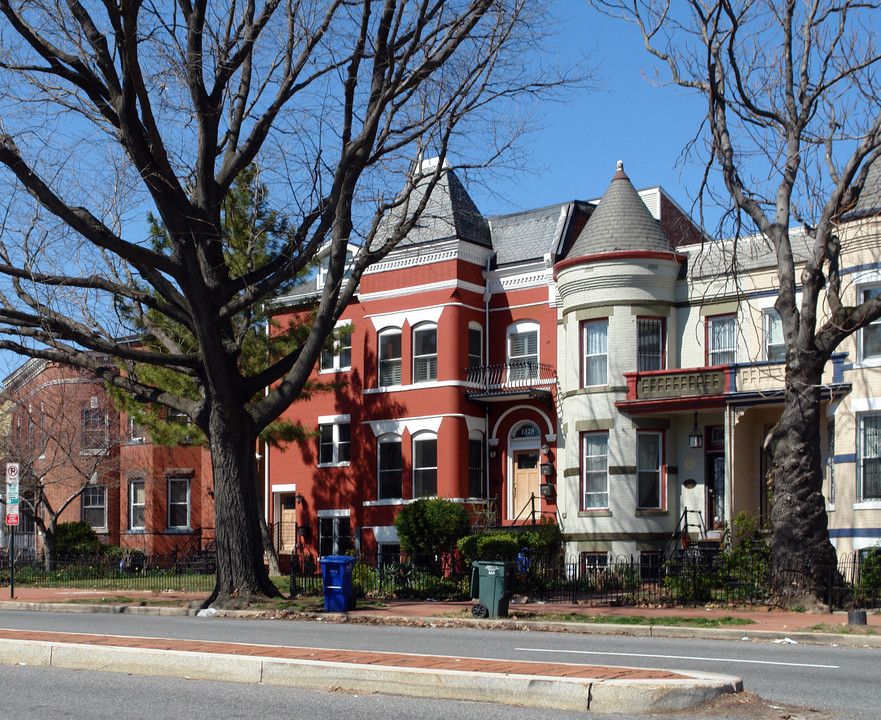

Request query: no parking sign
[{"left": 6, "top": 462, "right": 20, "bottom": 526}]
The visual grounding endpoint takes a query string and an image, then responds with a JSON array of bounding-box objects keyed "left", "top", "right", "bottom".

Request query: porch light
[{"left": 688, "top": 412, "right": 704, "bottom": 449}]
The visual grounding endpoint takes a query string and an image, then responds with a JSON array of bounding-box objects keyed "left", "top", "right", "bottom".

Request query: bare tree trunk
[
  {"left": 204, "top": 408, "right": 281, "bottom": 608},
  {"left": 767, "top": 354, "right": 838, "bottom": 608},
  {"left": 259, "top": 508, "right": 282, "bottom": 578},
  {"left": 40, "top": 521, "right": 56, "bottom": 572}
]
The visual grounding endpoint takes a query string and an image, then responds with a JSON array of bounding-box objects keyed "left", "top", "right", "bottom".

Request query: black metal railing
[
  {"left": 465, "top": 362, "right": 556, "bottom": 391},
  {"left": 289, "top": 549, "right": 881, "bottom": 610},
  {"left": 0, "top": 553, "right": 216, "bottom": 593}
]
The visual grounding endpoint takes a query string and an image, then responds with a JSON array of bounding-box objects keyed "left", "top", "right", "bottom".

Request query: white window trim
[
  {"left": 318, "top": 416, "right": 351, "bottom": 467},
  {"left": 378, "top": 327, "right": 403, "bottom": 388},
  {"left": 763, "top": 309, "right": 785, "bottom": 362},
  {"left": 706, "top": 314, "right": 736, "bottom": 366},
  {"left": 82, "top": 485, "right": 108, "bottom": 532},
  {"left": 319, "top": 320, "right": 353, "bottom": 374},
  {"left": 582, "top": 319, "right": 608, "bottom": 387},
  {"left": 167, "top": 476, "right": 191, "bottom": 530},
  {"left": 506, "top": 321, "right": 539, "bottom": 363},
  {"left": 582, "top": 432, "right": 610, "bottom": 510},
  {"left": 467, "top": 322, "right": 483, "bottom": 370},
  {"left": 129, "top": 479, "right": 146, "bottom": 531},
  {"left": 412, "top": 322, "right": 438, "bottom": 384},
  {"left": 412, "top": 432, "right": 438, "bottom": 498}
]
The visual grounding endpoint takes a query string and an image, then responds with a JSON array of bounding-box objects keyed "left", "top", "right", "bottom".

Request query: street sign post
[{"left": 6, "top": 463, "right": 20, "bottom": 598}]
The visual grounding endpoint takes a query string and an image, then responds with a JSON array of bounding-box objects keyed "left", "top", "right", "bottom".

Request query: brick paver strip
[{"left": 0, "top": 628, "right": 685, "bottom": 681}]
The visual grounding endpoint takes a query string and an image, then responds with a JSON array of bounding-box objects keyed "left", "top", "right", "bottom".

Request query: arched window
[
  {"left": 378, "top": 327, "right": 402, "bottom": 386},
  {"left": 507, "top": 321, "right": 539, "bottom": 381},
  {"left": 412, "top": 322, "right": 437, "bottom": 383}
]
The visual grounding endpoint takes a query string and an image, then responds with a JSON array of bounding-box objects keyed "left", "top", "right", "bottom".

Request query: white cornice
[
  {"left": 487, "top": 260, "right": 554, "bottom": 295},
  {"left": 363, "top": 239, "right": 492, "bottom": 277},
  {"left": 359, "top": 278, "right": 485, "bottom": 303}
]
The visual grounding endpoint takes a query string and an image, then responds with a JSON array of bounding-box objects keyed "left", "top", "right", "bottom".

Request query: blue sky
[{"left": 471, "top": 0, "right": 715, "bottom": 221}]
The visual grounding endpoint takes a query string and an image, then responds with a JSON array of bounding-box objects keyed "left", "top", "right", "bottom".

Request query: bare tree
[
  {"left": 0, "top": 0, "right": 573, "bottom": 606},
  {"left": 594, "top": 0, "right": 881, "bottom": 605},
  {"left": 1, "top": 362, "right": 124, "bottom": 569}
]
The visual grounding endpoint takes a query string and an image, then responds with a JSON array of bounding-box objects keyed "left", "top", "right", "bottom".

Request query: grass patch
[
  {"left": 73, "top": 595, "right": 142, "bottom": 605},
  {"left": 806, "top": 623, "right": 879, "bottom": 635},
  {"left": 505, "top": 611, "right": 755, "bottom": 628}
]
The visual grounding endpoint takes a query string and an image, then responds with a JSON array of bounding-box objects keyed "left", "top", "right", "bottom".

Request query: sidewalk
[
  {"left": 0, "top": 585, "right": 876, "bottom": 713},
  {"left": 2, "top": 585, "right": 878, "bottom": 639}
]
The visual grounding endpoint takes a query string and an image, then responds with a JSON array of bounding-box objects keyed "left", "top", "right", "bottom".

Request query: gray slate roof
[
  {"left": 567, "top": 161, "right": 673, "bottom": 258},
  {"left": 383, "top": 166, "right": 491, "bottom": 248},
  {"left": 488, "top": 203, "right": 576, "bottom": 266},
  {"left": 853, "top": 159, "right": 881, "bottom": 215}
]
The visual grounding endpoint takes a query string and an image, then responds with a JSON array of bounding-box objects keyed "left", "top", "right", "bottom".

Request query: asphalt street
[{"left": 0, "top": 609, "right": 876, "bottom": 718}]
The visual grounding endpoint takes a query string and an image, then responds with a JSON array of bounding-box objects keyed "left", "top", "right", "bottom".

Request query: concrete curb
[
  {"left": 0, "top": 636, "right": 742, "bottom": 714},
  {"left": 1, "top": 600, "right": 879, "bottom": 647}
]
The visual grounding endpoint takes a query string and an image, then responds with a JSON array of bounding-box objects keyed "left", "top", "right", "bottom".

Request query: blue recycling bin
[{"left": 319, "top": 555, "right": 356, "bottom": 611}]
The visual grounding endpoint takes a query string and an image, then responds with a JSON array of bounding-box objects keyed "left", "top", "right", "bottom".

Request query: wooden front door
[
  {"left": 512, "top": 450, "right": 540, "bottom": 521},
  {"left": 279, "top": 494, "right": 297, "bottom": 551}
]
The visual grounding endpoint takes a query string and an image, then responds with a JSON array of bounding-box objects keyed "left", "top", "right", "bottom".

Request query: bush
[
  {"left": 458, "top": 521, "right": 562, "bottom": 565},
  {"left": 458, "top": 532, "right": 521, "bottom": 563},
  {"left": 394, "top": 498, "right": 470, "bottom": 556},
  {"left": 55, "top": 521, "right": 102, "bottom": 557}
]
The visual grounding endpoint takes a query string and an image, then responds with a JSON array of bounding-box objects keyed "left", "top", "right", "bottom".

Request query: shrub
[
  {"left": 457, "top": 532, "right": 521, "bottom": 563},
  {"left": 55, "top": 521, "right": 102, "bottom": 557},
  {"left": 457, "top": 521, "right": 563, "bottom": 565},
  {"left": 394, "top": 498, "right": 470, "bottom": 556}
]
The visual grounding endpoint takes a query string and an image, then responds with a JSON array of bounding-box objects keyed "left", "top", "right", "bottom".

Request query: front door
[
  {"left": 706, "top": 453, "right": 725, "bottom": 529},
  {"left": 279, "top": 494, "right": 297, "bottom": 551},
  {"left": 512, "top": 450, "right": 540, "bottom": 521}
]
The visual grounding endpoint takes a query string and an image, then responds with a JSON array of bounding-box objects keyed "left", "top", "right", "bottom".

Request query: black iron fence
[
  {"left": 290, "top": 549, "right": 881, "bottom": 610},
  {"left": 0, "top": 553, "right": 216, "bottom": 593},
  {"left": 3, "top": 545, "right": 878, "bottom": 608}
]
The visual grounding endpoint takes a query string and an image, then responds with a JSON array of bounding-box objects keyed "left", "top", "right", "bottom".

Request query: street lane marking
[{"left": 516, "top": 647, "right": 839, "bottom": 670}]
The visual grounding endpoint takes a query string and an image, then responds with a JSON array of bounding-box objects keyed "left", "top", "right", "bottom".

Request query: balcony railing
[
  {"left": 466, "top": 362, "right": 556, "bottom": 393},
  {"left": 622, "top": 367, "right": 732, "bottom": 402}
]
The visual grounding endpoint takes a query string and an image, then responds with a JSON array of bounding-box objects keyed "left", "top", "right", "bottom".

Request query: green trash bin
[{"left": 470, "top": 560, "right": 515, "bottom": 618}]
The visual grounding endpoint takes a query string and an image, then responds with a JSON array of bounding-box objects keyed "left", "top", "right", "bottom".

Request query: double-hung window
[
  {"left": 378, "top": 329, "right": 402, "bottom": 386},
  {"left": 318, "top": 513, "right": 353, "bottom": 556},
  {"left": 468, "top": 436, "right": 484, "bottom": 498},
  {"left": 377, "top": 435, "right": 403, "bottom": 500},
  {"left": 861, "top": 287, "right": 881, "bottom": 361},
  {"left": 637, "top": 431, "right": 664, "bottom": 509},
  {"left": 859, "top": 415, "right": 881, "bottom": 502},
  {"left": 412, "top": 435, "right": 437, "bottom": 497},
  {"left": 707, "top": 314, "right": 736, "bottom": 365},
  {"left": 320, "top": 323, "right": 352, "bottom": 372},
  {"left": 764, "top": 310, "right": 785, "bottom": 362},
  {"left": 129, "top": 479, "right": 145, "bottom": 531},
  {"left": 636, "top": 318, "right": 665, "bottom": 371},
  {"left": 318, "top": 417, "right": 351, "bottom": 466},
  {"left": 167, "top": 477, "right": 190, "bottom": 529},
  {"left": 82, "top": 485, "right": 107, "bottom": 530},
  {"left": 81, "top": 406, "right": 106, "bottom": 451},
  {"left": 582, "top": 433, "right": 609, "bottom": 509},
  {"left": 582, "top": 319, "right": 608, "bottom": 387},
  {"left": 508, "top": 324, "right": 538, "bottom": 382},
  {"left": 413, "top": 324, "right": 438, "bottom": 382},
  {"left": 468, "top": 325, "right": 482, "bottom": 372}
]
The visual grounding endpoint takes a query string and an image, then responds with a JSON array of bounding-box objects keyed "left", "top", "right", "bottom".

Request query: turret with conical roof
[{"left": 567, "top": 161, "right": 674, "bottom": 259}]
